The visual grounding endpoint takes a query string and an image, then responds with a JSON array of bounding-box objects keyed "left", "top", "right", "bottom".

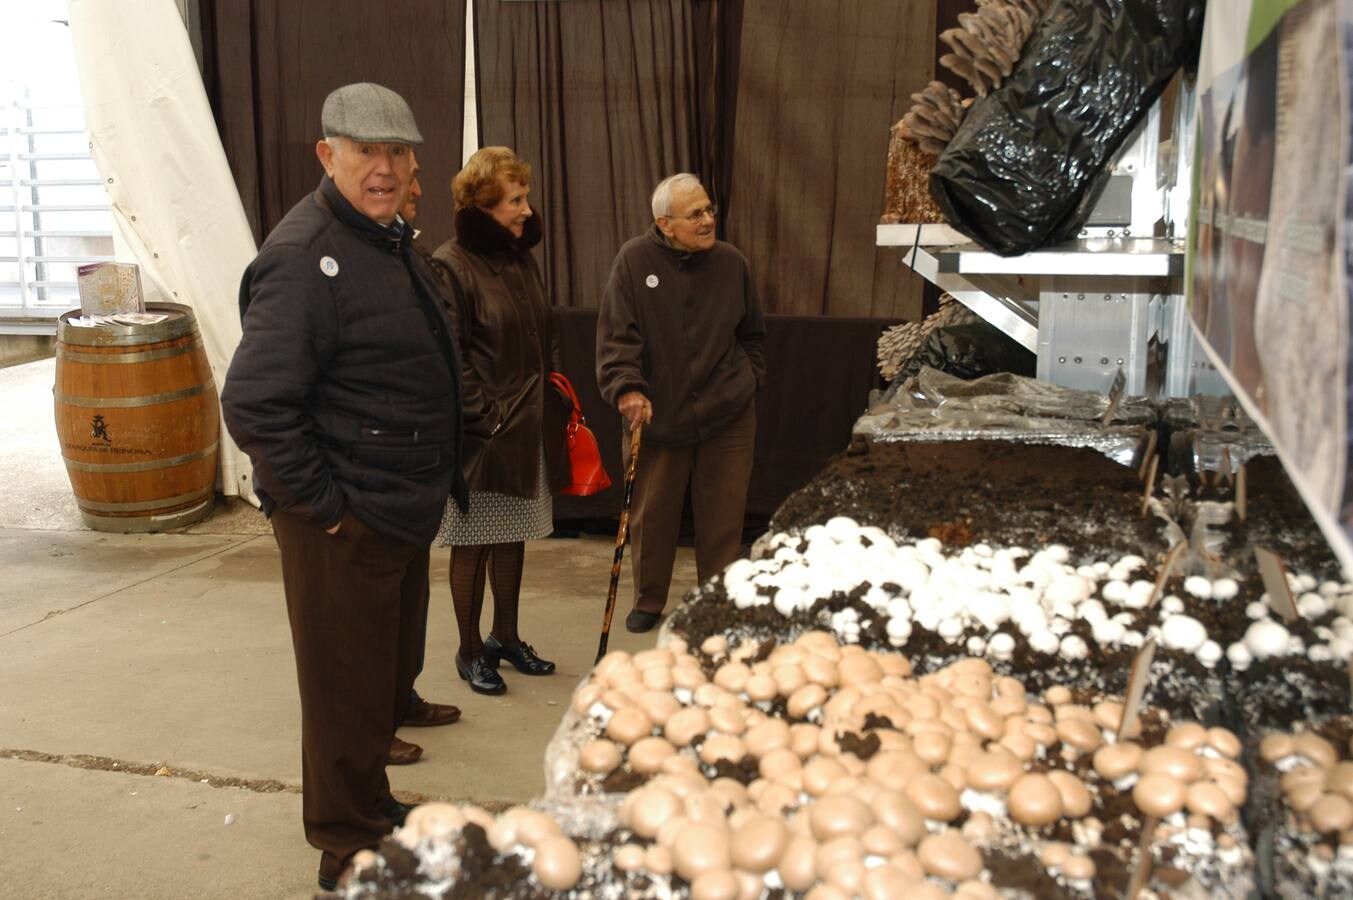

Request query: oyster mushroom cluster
[
  {"left": 876, "top": 294, "right": 978, "bottom": 381},
  {"left": 895, "top": 0, "right": 1053, "bottom": 158},
  {"left": 938, "top": 0, "right": 1046, "bottom": 98},
  {"left": 898, "top": 82, "right": 967, "bottom": 157}
]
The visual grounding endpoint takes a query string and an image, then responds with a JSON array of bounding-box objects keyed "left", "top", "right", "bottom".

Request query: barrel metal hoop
[
  {"left": 62, "top": 441, "right": 219, "bottom": 473},
  {"left": 55, "top": 338, "right": 203, "bottom": 365},
  {"left": 57, "top": 303, "right": 197, "bottom": 346},
  {"left": 80, "top": 496, "right": 214, "bottom": 532},
  {"left": 57, "top": 316, "right": 197, "bottom": 346},
  {"left": 54, "top": 381, "right": 210, "bottom": 408},
  {"left": 76, "top": 485, "right": 215, "bottom": 513}
]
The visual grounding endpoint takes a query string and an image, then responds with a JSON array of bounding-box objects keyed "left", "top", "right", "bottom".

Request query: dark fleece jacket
[{"left": 595, "top": 225, "right": 766, "bottom": 445}]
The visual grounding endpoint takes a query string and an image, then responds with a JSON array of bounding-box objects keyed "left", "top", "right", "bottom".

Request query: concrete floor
[{"left": 0, "top": 357, "right": 696, "bottom": 899}]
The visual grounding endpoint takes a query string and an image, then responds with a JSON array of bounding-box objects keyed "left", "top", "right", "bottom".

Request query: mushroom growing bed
[
  {"left": 332, "top": 437, "right": 1351, "bottom": 897},
  {"left": 341, "top": 634, "right": 1254, "bottom": 899},
  {"left": 673, "top": 440, "right": 1353, "bottom": 727}
]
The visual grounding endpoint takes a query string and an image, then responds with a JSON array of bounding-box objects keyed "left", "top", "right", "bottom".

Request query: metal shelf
[
  {"left": 880, "top": 224, "right": 1187, "bottom": 396},
  {"left": 875, "top": 89, "right": 1218, "bottom": 398},
  {"left": 876, "top": 223, "right": 970, "bottom": 247},
  {"left": 936, "top": 238, "right": 1184, "bottom": 278},
  {"left": 877, "top": 226, "right": 1183, "bottom": 276}
]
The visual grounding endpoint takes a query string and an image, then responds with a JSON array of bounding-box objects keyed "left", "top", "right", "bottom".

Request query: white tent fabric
[{"left": 67, "top": 0, "right": 258, "bottom": 505}]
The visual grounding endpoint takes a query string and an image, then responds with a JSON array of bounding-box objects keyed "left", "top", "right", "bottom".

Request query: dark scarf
[
  {"left": 453, "top": 204, "right": 543, "bottom": 257},
  {"left": 316, "top": 176, "right": 411, "bottom": 254}
]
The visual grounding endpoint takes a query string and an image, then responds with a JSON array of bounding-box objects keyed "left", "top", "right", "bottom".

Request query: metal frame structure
[{"left": 877, "top": 87, "right": 1224, "bottom": 400}]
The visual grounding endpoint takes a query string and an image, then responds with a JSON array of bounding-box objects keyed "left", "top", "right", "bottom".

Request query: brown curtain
[
  {"left": 472, "top": 0, "right": 715, "bottom": 308},
  {"left": 200, "top": 0, "right": 467, "bottom": 246},
  {"left": 723, "top": 0, "right": 933, "bottom": 319},
  {"left": 696, "top": 0, "right": 744, "bottom": 221}
]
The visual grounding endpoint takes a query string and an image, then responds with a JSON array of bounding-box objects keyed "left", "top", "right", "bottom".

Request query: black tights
[{"left": 449, "top": 541, "right": 525, "bottom": 660}]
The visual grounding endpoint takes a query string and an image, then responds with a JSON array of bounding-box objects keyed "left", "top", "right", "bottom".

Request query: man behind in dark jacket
[
  {"left": 596, "top": 173, "right": 766, "bottom": 634},
  {"left": 221, "top": 82, "right": 468, "bottom": 892}
]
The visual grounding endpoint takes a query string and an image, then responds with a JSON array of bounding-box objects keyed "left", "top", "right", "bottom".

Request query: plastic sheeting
[
  {"left": 542, "top": 693, "right": 624, "bottom": 830},
  {"left": 1160, "top": 396, "right": 1273, "bottom": 476},
  {"left": 67, "top": 0, "right": 257, "bottom": 503},
  {"left": 897, "top": 320, "right": 1035, "bottom": 384},
  {"left": 931, "top": 0, "right": 1207, "bottom": 256},
  {"left": 855, "top": 366, "right": 1152, "bottom": 466}
]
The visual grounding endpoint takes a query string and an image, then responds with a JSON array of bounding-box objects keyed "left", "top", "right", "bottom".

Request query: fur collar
[{"left": 454, "top": 205, "right": 543, "bottom": 256}]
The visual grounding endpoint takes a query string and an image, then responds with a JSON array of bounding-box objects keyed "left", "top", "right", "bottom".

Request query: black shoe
[
  {"left": 625, "top": 610, "right": 661, "bottom": 633},
  {"left": 456, "top": 652, "right": 507, "bottom": 695},
  {"left": 381, "top": 795, "right": 413, "bottom": 828},
  {"left": 484, "top": 634, "right": 556, "bottom": 675},
  {"left": 317, "top": 851, "right": 347, "bottom": 892}
]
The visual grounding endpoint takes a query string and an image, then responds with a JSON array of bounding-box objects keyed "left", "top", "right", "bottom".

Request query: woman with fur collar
[{"left": 430, "top": 147, "right": 571, "bottom": 696}]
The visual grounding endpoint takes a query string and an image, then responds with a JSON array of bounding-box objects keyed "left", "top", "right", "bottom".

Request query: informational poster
[{"left": 1189, "top": 0, "right": 1353, "bottom": 570}]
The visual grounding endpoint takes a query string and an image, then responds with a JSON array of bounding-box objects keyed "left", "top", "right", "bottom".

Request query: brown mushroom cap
[
  {"left": 917, "top": 832, "right": 983, "bottom": 882},
  {"left": 1133, "top": 774, "right": 1187, "bottom": 818},
  {"left": 1008, "top": 773, "right": 1065, "bottom": 826}
]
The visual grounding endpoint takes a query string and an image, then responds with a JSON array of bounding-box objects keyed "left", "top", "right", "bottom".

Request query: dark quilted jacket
[{"left": 222, "top": 177, "right": 468, "bottom": 545}]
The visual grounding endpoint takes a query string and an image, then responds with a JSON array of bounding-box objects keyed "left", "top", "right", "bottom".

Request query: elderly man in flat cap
[{"left": 222, "top": 82, "right": 469, "bottom": 891}]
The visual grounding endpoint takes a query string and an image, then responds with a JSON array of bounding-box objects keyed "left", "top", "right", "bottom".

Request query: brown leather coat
[{"left": 431, "top": 208, "right": 570, "bottom": 497}]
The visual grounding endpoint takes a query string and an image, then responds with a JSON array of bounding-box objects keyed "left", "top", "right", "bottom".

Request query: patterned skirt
[{"left": 436, "top": 447, "right": 553, "bottom": 547}]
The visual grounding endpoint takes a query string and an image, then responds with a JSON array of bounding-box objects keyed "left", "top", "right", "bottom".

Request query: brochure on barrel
[{"left": 77, "top": 262, "right": 144, "bottom": 316}]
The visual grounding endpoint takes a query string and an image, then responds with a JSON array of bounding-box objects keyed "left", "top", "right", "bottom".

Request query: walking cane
[{"left": 597, "top": 423, "right": 642, "bottom": 663}]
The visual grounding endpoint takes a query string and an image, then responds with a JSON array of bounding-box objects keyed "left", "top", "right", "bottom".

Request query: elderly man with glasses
[{"left": 596, "top": 172, "right": 766, "bottom": 634}]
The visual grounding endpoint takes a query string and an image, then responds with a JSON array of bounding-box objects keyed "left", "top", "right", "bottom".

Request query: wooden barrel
[{"left": 54, "top": 303, "right": 219, "bottom": 532}]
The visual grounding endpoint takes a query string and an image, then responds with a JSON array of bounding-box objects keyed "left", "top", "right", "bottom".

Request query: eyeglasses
[{"left": 668, "top": 204, "right": 718, "bottom": 224}]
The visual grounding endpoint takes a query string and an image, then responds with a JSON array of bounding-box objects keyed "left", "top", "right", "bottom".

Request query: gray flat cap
[{"left": 321, "top": 82, "right": 423, "bottom": 145}]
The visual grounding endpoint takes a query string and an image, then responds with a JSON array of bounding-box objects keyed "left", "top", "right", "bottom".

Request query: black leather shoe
[
  {"left": 381, "top": 795, "right": 413, "bottom": 828},
  {"left": 625, "top": 610, "right": 661, "bottom": 633},
  {"left": 317, "top": 857, "right": 349, "bottom": 892},
  {"left": 484, "top": 634, "right": 556, "bottom": 675},
  {"left": 456, "top": 653, "right": 507, "bottom": 695}
]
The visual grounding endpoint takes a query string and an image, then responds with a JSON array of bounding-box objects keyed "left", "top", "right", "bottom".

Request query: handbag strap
[{"left": 549, "top": 371, "right": 583, "bottom": 417}]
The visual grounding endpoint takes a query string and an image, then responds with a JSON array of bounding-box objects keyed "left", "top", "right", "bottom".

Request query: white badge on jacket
[
  {"left": 645, "top": 274, "right": 659, "bottom": 288},
  {"left": 320, "top": 256, "right": 339, "bottom": 277}
]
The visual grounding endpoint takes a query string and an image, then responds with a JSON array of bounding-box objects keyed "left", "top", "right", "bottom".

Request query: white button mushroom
[
  {"left": 1160, "top": 616, "right": 1208, "bottom": 654},
  {"left": 1243, "top": 619, "right": 1291, "bottom": 660},
  {"left": 1059, "top": 635, "right": 1089, "bottom": 661},
  {"left": 1196, "top": 640, "right": 1222, "bottom": 668},
  {"left": 1225, "top": 641, "right": 1253, "bottom": 671},
  {"left": 1298, "top": 593, "right": 1330, "bottom": 619},
  {"left": 1182, "top": 576, "right": 1213, "bottom": 599}
]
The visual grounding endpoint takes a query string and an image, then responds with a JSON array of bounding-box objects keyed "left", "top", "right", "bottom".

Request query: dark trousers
[
  {"left": 270, "top": 508, "right": 429, "bottom": 875},
  {"left": 626, "top": 404, "right": 757, "bottom": 614}
]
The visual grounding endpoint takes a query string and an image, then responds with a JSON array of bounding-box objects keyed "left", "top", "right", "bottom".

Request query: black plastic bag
[
  {"left": 901, "top": 321, "right": 1036, "bottom": 382},
  {"left": 930, "top": 0, "right": 1206, "bottom": 256}
]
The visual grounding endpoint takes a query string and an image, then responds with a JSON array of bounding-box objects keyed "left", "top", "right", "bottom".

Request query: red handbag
[{"left": 548, "top": 372, "right": 612, "bottom": 496}]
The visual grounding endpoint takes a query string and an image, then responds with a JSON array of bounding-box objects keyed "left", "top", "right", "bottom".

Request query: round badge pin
[
  {"left": 645, "top": 274, "right": 659, "bottom": 289},
  {"left": 320, "top": 256, "right": 339, "bottom": 277}
]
